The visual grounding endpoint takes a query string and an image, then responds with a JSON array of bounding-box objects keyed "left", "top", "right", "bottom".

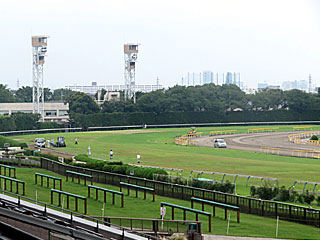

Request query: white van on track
[{"left": 214, "top": 139, "right": 227, "bottom": 148}]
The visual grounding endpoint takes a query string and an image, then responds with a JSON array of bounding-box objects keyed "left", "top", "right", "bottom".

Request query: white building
[
  {"left": 66, "top": 82, "right": 163, "bottom": 95},
  {"left": 0, "top": 102, "right": 69, "bottom": 123}
]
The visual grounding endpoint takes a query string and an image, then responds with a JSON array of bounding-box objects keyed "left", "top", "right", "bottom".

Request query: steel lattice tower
[
  {"left": 32, "top": 36, "right": 48, "bottom": 121},
  {"left": 124, "top": 43, "right": 140, "bottom": 103}
]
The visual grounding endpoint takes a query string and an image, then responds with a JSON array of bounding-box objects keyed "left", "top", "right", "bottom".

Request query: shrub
[
  {"left": 106, "top": 161, "right": 123, "bottom": 165},
  {"left": 24, "top": 149, "right": 34, "bottom": 156},
  {"left": 111, "top": 165, "right": 127, "bottom": 175},
  {"left": 0, "top": 136, "right": 27, "bottom": 149},
  {"left": 250, "top": 186, "right": 256, "bottom": 197},
  {"left": 35, "top": 152, "right": 59, "bottom": 161},
  {"left": 297, "top": 194, "right": 305, "bottom": 204},
  {"left": 316, "top": 195, "right": 320, "bottom": 206},
  {"left": 74, "top": 154, "right": 94, "bottom": 163},
  {"left": 274, "top": 186, "right": 290, "bottom": 201},
  {"left": 251, "top": 185, "right": 279, "bottom": 200},
  {"left": 302, "top": 191, "right": 315, "bottom": 204},
  {"left": 289, "top": 190, "right": 299, "bottom": 203},
  {"left": 102, "top": 164, "right": 113, "bottom": 172},
  {"left": 310, "top": 135, "right": 319, "bottom": 141}
]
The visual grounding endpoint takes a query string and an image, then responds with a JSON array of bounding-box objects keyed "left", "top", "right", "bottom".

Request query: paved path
[{"left": 192, "top": 131, "right": 320, "bottom": 157}]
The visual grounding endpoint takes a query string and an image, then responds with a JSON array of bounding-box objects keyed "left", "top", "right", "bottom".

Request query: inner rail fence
[
  {"left": 1, "top": 121, "right": 320, "bottom": 136},
  {"left": 40, "top": 157, "right": 320, "bottom": 228}
]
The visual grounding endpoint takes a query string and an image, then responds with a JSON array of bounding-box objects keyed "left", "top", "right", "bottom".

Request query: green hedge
[
  {"left": 70, "top": 110, "right": 320, "bottom": 128},
  {"left": 71, "top": 155, "right": 167, "bottom": 179},
  {"left": 250, "top": 185, "right": 317, "bottom": 205},
  {"left": 0, "top": 136, "right": 27, "bottom": 148}
]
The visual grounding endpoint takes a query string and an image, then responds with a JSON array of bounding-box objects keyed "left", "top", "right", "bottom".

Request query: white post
[
  {"left": 102, "top": 202, "right": 105, "bottom": 218},
  {"left": 276, "top": 216, "right": 279, "bottom": 238},
  {"left": 227, "top": 212, "right": 231, "bottom": 235},
  {"left": 35, "top": 189, "right": 38, "bottom": 204}
]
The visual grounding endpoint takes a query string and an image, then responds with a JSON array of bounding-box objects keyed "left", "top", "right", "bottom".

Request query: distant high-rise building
[
  {"left": 257, "top": 82, "right": 268, "bottom": 91},
  {"left": 203, "top": 71, "right": 213, "bottom": 84},
  {"left": 225, "top": 72, "right": 233, "bottom": 85},
  {"left": 282, "top": 80, "right": 308, "bottom": 91}
]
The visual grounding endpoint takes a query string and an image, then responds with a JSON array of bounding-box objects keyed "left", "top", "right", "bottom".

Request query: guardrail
[
  {"left": 35, "top": 173, "right": 62, "bottom": 190},
  {"left": 191, "top": 197, "right": 240, "bottom": 223},
  {"left": 88, "top": 185, "right": 124, "bottom": 207},
  {"left": 0, "top": 175, "right": 25, "bottom": 195},
  {"left": 161, "top": 202, "right": 212, "bottom": 232},
  {"left": 39, "top": 157, "right": 320, "bottom": 228},
  {"left": 0, "top": 164, "right": 16, "bottom": 178},
  {"left": 292, "top": 150, "right": 320, "bottom": 159},
  {"left": 1, "top": 121, "right": 320, "bottom": 137},
  {"left": 261, "top": 147, "right": 280, "bottom": 155},
  {"left": 91, "top": 216, "right": 201, "bottom": 235},
  {"left": 0, "top": 189, "right": 159, "bottom": 240},
  {"left": 288, "top": 131, "right": 320, "bottom": 145},
  {"left": 51, "top": 189, "right": 87, "bottom": 214},
  {"left": 247, "top": 127, "right": 279, "bottom": 133}
]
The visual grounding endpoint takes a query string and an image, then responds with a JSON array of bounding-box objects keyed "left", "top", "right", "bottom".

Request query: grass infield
[{"left": 13, "top": 125, "right": 320, "bottom": 195}]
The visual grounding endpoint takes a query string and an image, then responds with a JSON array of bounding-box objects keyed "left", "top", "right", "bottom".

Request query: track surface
[{"left": 193, "top": 131, "right": 320, "bottom": 156}]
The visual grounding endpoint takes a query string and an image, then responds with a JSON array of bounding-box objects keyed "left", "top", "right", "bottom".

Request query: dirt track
[{"left": 192, "top": 131, "right": 320, "bottom": 157}]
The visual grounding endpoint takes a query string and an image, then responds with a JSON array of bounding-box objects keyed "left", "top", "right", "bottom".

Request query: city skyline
[{"left": 0, "top": 0, "right": 319, "bottom": 90}]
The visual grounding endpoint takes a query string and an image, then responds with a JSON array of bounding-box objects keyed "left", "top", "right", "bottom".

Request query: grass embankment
[
  {"left": 13, "top": 125, "right": 320, "bottom": 196},
  {"left": 1, "top": 167, "right": 319, "bottom": 239}
]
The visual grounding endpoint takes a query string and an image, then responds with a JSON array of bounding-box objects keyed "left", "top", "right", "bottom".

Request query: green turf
[
  {"left": 12, "top": 125, "right": 320, "bottom": 197},
  {"left": 1, "top": 167, "right": 319, "bottom": 239}
]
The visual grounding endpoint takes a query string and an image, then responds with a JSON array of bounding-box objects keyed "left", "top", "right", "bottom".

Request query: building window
[
  {"left": 45, "top": 111, "right": 57, "bottom": 116},
  {"left": 58, "top": 110, "right": 68, "bottom": 116}
]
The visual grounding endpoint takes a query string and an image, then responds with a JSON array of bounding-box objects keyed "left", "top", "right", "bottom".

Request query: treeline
[
  {"left": 64, "top": 84, "right": 320, "bottom": 127},
  {"left": 66, "top": 84, "right": 320, "bottom": 117},
  {"left": 0, "top": 113, "right": 60, "bottom": 132},
  {"left": 0, "top": 84, "right": 73, "bottom": 103},
  {"left": 99, "top": 85, "right": 320, "bottom": 114}
]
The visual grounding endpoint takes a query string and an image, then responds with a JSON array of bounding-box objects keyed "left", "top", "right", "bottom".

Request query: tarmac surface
[{"left": 192, "top": 131, "right": 320, "bottom": 157}]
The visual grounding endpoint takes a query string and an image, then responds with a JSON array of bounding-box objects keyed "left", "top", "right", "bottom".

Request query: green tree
[
  {"left": 249, "top": 89, "right": 286, "bottom": 111},
  {"left": 94, "top": 89, "right": 107, "bottom": 101},
  {"left": 285, "top": 89, "right": 317, "bottom": 112},
  {"left": 136, "top": 90, "right": 168, "bottom": 114},
  {"left": 0, "top": 84, "right": 15, "bottom": 103},
  {"left": 217, "top": 84, "right": 249, "bottom": 110},
  {"left": 15, "top": 86, "right": 32, "bottom": 102},
  {"left": 101, "top": 101, "right": 137, "bottom": 113},
  {"left": 44, "top": 88, "right": 53, "bottom": 101},
  {"left": 52, "top": 88, "right": 74, "bottom": 102},
  {"left": 66, "top": 92, "right": 100, "bottom": 114}
]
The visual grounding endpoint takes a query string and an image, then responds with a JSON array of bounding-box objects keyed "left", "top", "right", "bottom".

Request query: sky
[{"left": 0, "top": 0, "right": 319, "bottom": 90}]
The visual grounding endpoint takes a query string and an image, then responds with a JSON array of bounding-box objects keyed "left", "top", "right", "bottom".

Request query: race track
[{"left": 193, "top": 131, "right": 320, "bottom": 157}]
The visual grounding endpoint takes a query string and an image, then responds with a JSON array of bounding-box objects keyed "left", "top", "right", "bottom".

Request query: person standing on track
[{"left": 110, "top": 149, "right": 113, "bottom": 160}]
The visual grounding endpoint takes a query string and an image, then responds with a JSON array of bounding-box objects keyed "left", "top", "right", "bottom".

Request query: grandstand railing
[{"left": 40, "top": 157, "right": 320, "bottom": 228}]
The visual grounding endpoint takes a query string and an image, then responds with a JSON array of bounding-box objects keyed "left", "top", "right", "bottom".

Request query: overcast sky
[{"left": 0, "top": 0, "right": 319, "bottom": 90}]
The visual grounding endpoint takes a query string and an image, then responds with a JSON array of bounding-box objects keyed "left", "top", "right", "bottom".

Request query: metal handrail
[{"left": 0, "top": 189, "right": 160, "bottom": 240}]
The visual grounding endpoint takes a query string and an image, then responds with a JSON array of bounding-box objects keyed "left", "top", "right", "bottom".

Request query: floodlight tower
[
  {"left": 32, "top": 35, "right": 48, "bottom": 121},
  {"left": 124, "top": 43, "right": 140, "bottom": 103}
]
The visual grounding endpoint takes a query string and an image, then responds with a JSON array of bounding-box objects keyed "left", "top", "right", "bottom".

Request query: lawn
[
  {"left": 12, "top": 125, "right": 320, "bottom": 196},
  {"left": 2, "top": 167, "right": 320, "bottom": 239}
]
